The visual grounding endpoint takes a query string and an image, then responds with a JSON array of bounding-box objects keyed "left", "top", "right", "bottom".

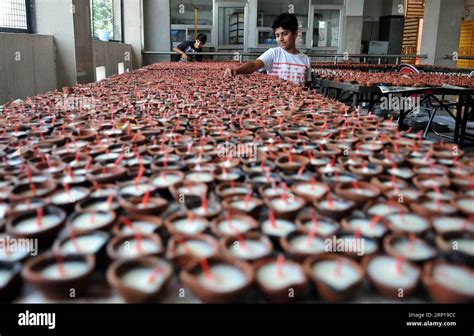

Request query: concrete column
[
  {"left": 36, "top": 0, "right": 94, "bottom": 87},
  {"left": 35, "top": 0, "right": 77, "bottom": 88},
  {"left": 345, "top": 0, "right": 364, "bottom": 54},
  {"left": 143, "top": 0, "right": 170, "bottom": 64},
  {"left": 123, "top": 0, "right": 143, "bottom": 69},
  {"left": 420, "top": 0, "right": 464, "bottom": 66}
]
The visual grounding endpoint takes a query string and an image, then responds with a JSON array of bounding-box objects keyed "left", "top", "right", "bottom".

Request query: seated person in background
[
  {"left": 224, "top": 13, "right": 311, "bottom": 86},
  {"left": 172, "top": 33, "right": 207, "bottom": 62}
]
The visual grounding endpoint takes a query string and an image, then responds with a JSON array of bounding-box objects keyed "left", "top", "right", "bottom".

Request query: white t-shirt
[{"left": 257, "top": 47, "right": 311, "bottom": 85}]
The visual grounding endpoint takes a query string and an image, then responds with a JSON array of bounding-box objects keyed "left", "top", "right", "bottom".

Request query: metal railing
[
  {"left": 142, "top": 51, "right": 429, "bottom": 64},
  {"left": 443, "top": 55, "right": 474, "bottom": 60}
]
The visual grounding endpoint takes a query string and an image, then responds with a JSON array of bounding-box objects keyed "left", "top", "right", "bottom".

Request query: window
[
  {"left": 0, "top": 0, "right": 32, "bottom": 33},
  {"left": 312, "top": 8, "right": 341, "bottom": 48},
  {"left": 170, "top": 0, "right": 213, "bottom": 46},
  {"left": 90, "top": 0, "right": 123, "bottom": 42},
  {"left": 257, "top": 0, "right": 308, "bottom": 47}
]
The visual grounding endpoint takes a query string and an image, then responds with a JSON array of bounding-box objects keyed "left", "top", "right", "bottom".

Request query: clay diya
[
  {"left": 275, "top": 153, "right": 309, "bottom": 173},
  {"left": 53, "top": 230, "right": 110, "bottom": 258},
  {"left": 220, "top": 232, "right": 273, "bottom": 263},
  {"left": 211, "top": 212, "right": 259, "bottom": 237},
  {"left": 422, "top": 260, "right": 474, "bottom": 303},
  {"left": 410, "top": 198, "right": 457, "bottom": 217},
  {"left": 435, "top": 233, "right": 474, "bottom": 265},
  {"left": 364, "top": 201, "right": 408, "bottom": 218},
  {"left": 383, "top": 212, "right": 431, "bottom": 235},
  {"left": 432, "top": 216, "right": 474, "bottom": 235},
  {"left": 106, "top": 233, "right": 163, "bottom": 260},
  {"left": 6, "top": 206, "right": 66, "bottom": 245},
  {"left": 215, "top": 181, "right": 252, "bottom": 200},
  {"left": 113, "top": 215, "right": 162, "bottom": 236},
  {"left": 21, "top": 253, "right": 95, "bottom": 300},
  {"left": 266, "top": 193, "right": 305, "bottom": 220},
  {"left": 456, "top": 197, "right": 474, "bottom": 217},
  {"left": 170, "top": 181, "right": 208, "bottom": 210},
  {"left": 280, "top": 230, "right": 327, "bottom": 261},
  {"left": 180, "top": 257, "right": 254, "bottom": 303},
  {"left": 221, "top": 194, "right": 263, "bottom": 218},
  {"left": 291, "top": 179, "right": 329, "bottom": 203},
  {"left": 86, "top": 166, "right": 127, "bottom": 184},
  {"left": 67, "top": 210, "right": 116, "bottom": 234},
  {"left": 150, "top": 170, "right": 184, "bottom": 196},
  {"left": 304, "top": 254, "right": 364, "bottom": 302},
  {"left": 75, "top": 195, "right": 120, "bottom": 212},
  {"left": 118, "top": 194, "right": 168, "bottom": 216},
  {"left": 295, "top": 208, "right": 339, "bottom": 238},
  {"left": 107, "top": 256, "right": 173, "bottom": 303},
  {"left": 9, "top": 180, "right": 56, "bottom": 202},
  {"left": 314, "top": 193, "right": 355, "bottom": 220},
  {"left": 261, "top": 209, "right": 297, "bottom": 240},
  {"left": 49, "top": 186, "right": 90, "bottom": 211},
  {"left": 364, "top": 254, "right": 420, "bottom": 299},
  {"left": 254, "top": 255, "right": 308, "bottom": 303},
  {"left": 0, "top": 261, "right": 22, "bottom": 301},
  {"left": 166, "top": 234, "right": 219, "bottom": 268},
  {"left": 164, "top": 212, "right": 209, "bottom": 236},
  {"left": 341, "top": 215, "right": 387, "bottom": 240},
  {"left": 384, "top": 234, "right": 437, "bottom": 263},
  {"left": 334, "top": 181, "right": 381, "bottom": 207}
]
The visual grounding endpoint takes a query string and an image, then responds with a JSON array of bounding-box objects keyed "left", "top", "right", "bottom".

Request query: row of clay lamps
[
  {"left": 313, "top": 68, "right": 474, "bottom": 88},
  {"left": 0, "top": 61, "right": 472, "bottom": 303}
]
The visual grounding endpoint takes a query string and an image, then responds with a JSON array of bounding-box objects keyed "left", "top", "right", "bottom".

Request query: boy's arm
[
  {"left": 224, "top": 60, "right": 264, "bottom": 77},
  {"left": 172, "top": 42, "right": 188, "bottom": 60}
]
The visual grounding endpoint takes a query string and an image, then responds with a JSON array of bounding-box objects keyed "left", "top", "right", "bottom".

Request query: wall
[
  {"left": 0, "top": 33, "right": 56, "bottom": 104},
  {"left": 143, "top": 0, "right": 171, "bottom": 64},
  {"left": 420, "top": 0, "right": 465, "bottom": 66},
  {"left": 35, "top": 0, "right": 76, "bottom": 89},
  {"left": 93, "top": 41, "right": 133, "bottom": 79},
  {"left": 124, "top": 0, "right": 143, "bottom": 69},
  {"left": 73, "top": 0, "right": 94, "bottom": 84}
]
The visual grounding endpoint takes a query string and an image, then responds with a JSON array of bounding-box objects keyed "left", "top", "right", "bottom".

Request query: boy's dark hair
[
  {"left": 197, "top": 33, "right": 207, "bottom": 44},
  {"left": 271, "top": 13, "right": 298, "bottom": 32}
]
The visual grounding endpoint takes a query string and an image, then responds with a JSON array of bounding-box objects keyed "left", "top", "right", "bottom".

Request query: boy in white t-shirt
[{"left": 224, "top": 13, "right": 311, "bottom": 86}]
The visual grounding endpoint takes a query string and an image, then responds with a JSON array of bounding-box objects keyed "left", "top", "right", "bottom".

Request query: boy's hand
[
  {"left": 181, "top": 53, "right": 188, "bottom": 61},
  {"left": 224, "top": 68, "right": 236, "bottom": 77}
]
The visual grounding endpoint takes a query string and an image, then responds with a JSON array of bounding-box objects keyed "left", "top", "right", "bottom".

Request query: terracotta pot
[
  {"left": 0, "top": 261, "right": 22, "bottom": 302},
  {"left": 106, "top": 233, "right": 163, "bottom": 261},
  {"left": 422, "top": 260, "right": 474, "bottom": 303},
  {"left": 21, "top": 253, "right": 95, "bottom": 300},
  {"left": 253, "top": 256, "right": 308, "bottom": 303},
  {"left": 220, "top": 232, "right": 273, "bottom": 264},
  {"left": 166, "top": 234, "right": 219, "bottom": 268},
  {"left": 107, "top": 256, "right": 173, "bottom": 303},
  {"left": 179, "top": 256, "right": 254, "bottom": 303},
  {"left": 6, "top": 205, "right": 66, "bottom": 246},
  {"left": 303, "top": 254, "right": 364, "bottom": 302}
]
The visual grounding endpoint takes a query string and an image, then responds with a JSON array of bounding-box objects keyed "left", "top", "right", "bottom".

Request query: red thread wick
[
  {"left": 395, "top": 255, "right": 404, "bottom": 274},
  {"left": 297, "top": 165, "right": 305, "bottom": 177},
  {"left": 334, "top": 258, "right": 343, "bottom": 277},
  {"left": 326, "top": 193, "right": 333, "bottom": 209},
  {"left": 200, "top": 258, "right": 213, "bottom": 280},
  {"left": 54, "top": 252, "right": 66, "bottom": 278},
  {"left": 69, "top": 227, "right": 81, "bottom": 252},
  {"left": 311, "top": 176, "right": 316, "bottom": 191},
  {"left": 201, "top": 193, "right": 208, "bottom": 212},
  {"left": 276, "top": 254, "right": 285, "bottom": 278},
  {"left": 36, "top": 207, "right": 43, "bottom": 228},
  {"left": 244, "top": 191, "right": 252, "bottom": 208},
  {"left": 141, "top": 191, "right": 151, "bottom": 208},
  {"left": 369, "top": 215, "right": 382, "bottom": 229},
  {"left": 269, "top": 208, "right": 276, "bottom": 228},
  {"left": 147, "top": 263, "right": 164, "bottom": 284}
]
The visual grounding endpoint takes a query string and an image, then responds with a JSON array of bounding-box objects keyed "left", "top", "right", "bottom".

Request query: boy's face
[
  {"left": 274, "top": 27, "right": 297, "bottom": 50},
  {"left": 194, "top": 40, "right": 204, "bottom": 49}
]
